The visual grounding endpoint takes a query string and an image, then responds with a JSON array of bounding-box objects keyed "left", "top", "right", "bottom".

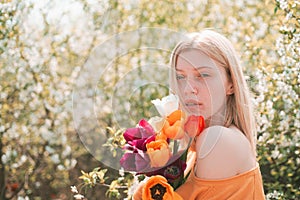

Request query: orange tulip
[
  {"left": 161, "top": 110, "right": 185, "bottom": 139},
  {"left": 142, "top": 175, "right": 183, "bottom": 200},
  {"left": 166, "top": 110, "right": 184, "bottom": 125},
  {"left": 162, "top": 120, "right": 184, "bottom": 139},
  {"left": 146, "top": 140, "right": 170, "bottom": 168},
  {"left": 156, "top": 133, "right": 168, "bottom": 141}
]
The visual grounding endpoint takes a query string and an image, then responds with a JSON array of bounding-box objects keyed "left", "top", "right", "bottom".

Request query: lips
[{"left": 184, "top": 99, "right": 202, "bottom": 107}]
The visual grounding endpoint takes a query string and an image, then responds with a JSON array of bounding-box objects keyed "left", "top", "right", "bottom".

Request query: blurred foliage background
[{"left": 0, "top": 0, "right": 299, "bottom": 199}]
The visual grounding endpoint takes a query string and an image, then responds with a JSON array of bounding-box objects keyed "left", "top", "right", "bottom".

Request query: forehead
[{"left": 175, "top": 49, "right": 217, "bottom": 70}]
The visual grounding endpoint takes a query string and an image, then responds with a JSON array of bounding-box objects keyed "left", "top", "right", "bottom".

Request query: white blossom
[
  {"left": 74, "top": 194, "right": 85, "bottom": 200},
  {"left": 50, "top": 154, "right": 60, "bottom": 164},
  {"left": 70, "top": 185, "right": 78, "bottom": 193}
]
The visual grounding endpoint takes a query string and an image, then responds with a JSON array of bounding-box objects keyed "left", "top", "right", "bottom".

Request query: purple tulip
[
  {"left": 135, "top": 151, "right": 150, "bottom": 172},
  {"left": 123, "top": 127, "right": 141, "bottom": 142},
  {"left": 120, "top": 152, "right": 136, "bottom": 171},
  {"left": 123, "top": 119, "right": 155, "bottom": 141},
  {"left": 120, "top": 150, "right": 150, "bottom": 172},
  {"left": 123, "top": 119, "right": 156, "bottom": 151},
  {"left": 138, "top": 119, "right": 155, "bottom": 136}
]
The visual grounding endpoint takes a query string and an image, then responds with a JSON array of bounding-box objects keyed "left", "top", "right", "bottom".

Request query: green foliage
[
  {"left": 103, "top": 127, "right": 126, "bottom": 158},
  {"left": 80, "top": 168, "right": 107, "bottom": 186}
]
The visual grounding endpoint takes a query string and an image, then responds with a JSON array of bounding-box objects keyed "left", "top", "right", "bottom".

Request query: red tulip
[{"left": 184, "top": 115, "right": 205, "bottom": 137}]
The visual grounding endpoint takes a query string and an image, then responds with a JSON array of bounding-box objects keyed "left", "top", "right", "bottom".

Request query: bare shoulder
[{"left": 194, "top": 125, "right": 256, "bottom": 180}]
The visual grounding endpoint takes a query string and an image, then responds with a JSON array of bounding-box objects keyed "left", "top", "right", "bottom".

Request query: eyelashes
[
  {"left": 198, "top": 73, "right": 210, "bottom": 78},
  {"left": 176, "top": 74, "right": 185, "bottom": 80}
]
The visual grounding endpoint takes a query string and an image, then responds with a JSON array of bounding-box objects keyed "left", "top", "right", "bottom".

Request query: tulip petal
[
  {"left": 184, "top": 115, "right": 205, "bottom": 137},
  {"left": 146, "top": 140, "right": 170, "bottom": 168},
  {"left": 123, "top": 144, "right": 136, "bottom": 151},
  {"left": 148, "top": 116, "right": 165, "bottom": 133},
  {"left": 123, "top": 127, "right": 141, "bottom": 142},
  {"left": 120, "top": 152, "right": 136, "bottom": 171},
  {"left": 151, "top": 94, "right": 179, "bottom": 117},
  {"left": 139, "top": 119, "right": 155, "bottom": 137},
  {"left": 143, "top": 135, "right": 156, "bottom": 146},
  {"left": 163, "top": 120, "right": 184, "bottom": 139},
  {"left": 123, "top": 119, "right": 155, "bottom": 144},
  {"left": 167, "top": 110, "right": 184, "bottom": 126},
  {"left": 142, "top": 175, "right": 183, "bottom": 200},
  {"left": 135, "top": 152, "right": 150, "bottom": 172},
  {"left": 129, "top": 138, "right": 147, "bottom": 151}
]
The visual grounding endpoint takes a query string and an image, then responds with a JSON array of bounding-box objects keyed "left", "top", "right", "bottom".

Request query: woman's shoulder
[{"left": 194, "top": 125, "right": 256, "bottom": 180}]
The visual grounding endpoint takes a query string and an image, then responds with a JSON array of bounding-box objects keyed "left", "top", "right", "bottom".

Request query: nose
[{"left": 184, "top": 79, "right": 198, "bottom": 95}]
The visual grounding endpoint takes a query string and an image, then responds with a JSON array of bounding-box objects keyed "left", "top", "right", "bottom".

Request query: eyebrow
[{"left": 175, "top": 66, "right": 214, "bottom": 71}]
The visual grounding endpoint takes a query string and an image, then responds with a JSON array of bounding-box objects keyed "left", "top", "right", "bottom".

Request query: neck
[{"left": 205, "top": 112, "right": 226, "bottom": 127}]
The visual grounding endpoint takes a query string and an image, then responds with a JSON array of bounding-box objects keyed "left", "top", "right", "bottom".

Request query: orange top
[{"left": 176, "top": 164, "right": 265, "bottom": 200}]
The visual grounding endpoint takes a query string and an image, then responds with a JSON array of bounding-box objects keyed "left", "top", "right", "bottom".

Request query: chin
[{"left": 186, "top": 109, "right": 204, "bottom": 116}]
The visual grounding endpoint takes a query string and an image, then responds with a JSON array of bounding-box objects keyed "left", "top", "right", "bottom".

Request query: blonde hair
[{"left": 169, "top": 30, "right": 257, "bottom": 153}]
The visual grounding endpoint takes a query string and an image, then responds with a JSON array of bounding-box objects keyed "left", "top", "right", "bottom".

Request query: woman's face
[{"left": 175, "top": 49, "right": 233, "bottom": 125}]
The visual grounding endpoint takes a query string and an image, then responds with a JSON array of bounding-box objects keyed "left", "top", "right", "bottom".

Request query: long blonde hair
[{"left": 169, "top": 30, "right": 257, "bottom": 153}]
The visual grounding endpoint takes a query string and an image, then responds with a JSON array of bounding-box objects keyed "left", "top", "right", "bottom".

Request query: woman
[{"left": 134, "top": 30, "right": 265, "bottom": 199}]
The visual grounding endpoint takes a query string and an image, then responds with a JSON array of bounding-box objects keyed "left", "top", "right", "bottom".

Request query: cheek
[
  {"left": 205, "top": 79, "right": 227, "bottom": 104},
  {"left": 175, "top": 82, "right": 184, "bottom": 95},
  {"left": 207, "top": 76, "right": 227, "bottom": 93},
  {"left": 209, "top": 83, "right": 226, "bottom": 96}
]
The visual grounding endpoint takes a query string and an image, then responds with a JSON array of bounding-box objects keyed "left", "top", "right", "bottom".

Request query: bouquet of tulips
[{"left": 120, "top": 94, "right": 205, "bottom": 199}]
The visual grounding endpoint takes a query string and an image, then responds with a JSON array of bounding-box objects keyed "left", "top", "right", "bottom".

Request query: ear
[{"left": 226, "top": 83, "right": 234, "bottom": 95}]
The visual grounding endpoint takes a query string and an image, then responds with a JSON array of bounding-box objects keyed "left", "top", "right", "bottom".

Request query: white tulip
[
  {"left": 148, "top": 116, "right": 166, "bottom": 132},
  {"left": 151, "top": 94, "right": 179, "bottom": 117}
]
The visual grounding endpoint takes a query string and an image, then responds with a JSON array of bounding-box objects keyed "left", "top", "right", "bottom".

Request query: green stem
[{"left": 173, "top": 140, "right": 178, "bottom": 155}]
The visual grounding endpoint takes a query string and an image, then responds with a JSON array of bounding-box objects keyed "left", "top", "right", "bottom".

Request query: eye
[
  {"left": 176, "top": 74, "right": 185, "bottom": 80},
  {"left": 196, "top": 72, "right": 210, "bottom": 78},
  {"left": 199, "top": 73, "right": 210, "bottom": 77}
]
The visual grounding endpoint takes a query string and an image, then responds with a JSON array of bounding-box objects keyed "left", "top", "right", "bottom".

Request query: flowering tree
[
  {"left": 74, "top": 0, "right": 300, "bottom": 199},
  {"left": 1, "top": 0, "right": 299, "bottom": 199},
  {"left": 255, "top": 1, "right": 299, "bottom": 198},
  {"left": 0, "top": 0, "right": 109, "bottom": 199}
]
